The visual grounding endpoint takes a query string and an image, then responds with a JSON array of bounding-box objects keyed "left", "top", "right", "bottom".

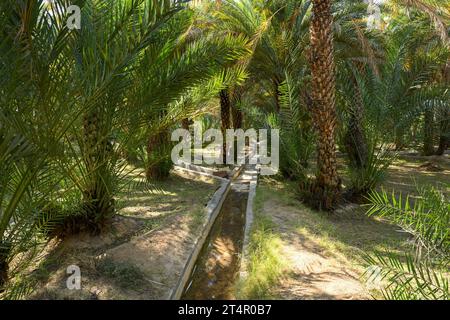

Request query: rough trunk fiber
[
  {"left": 435, "top": 60, "right": 450, "bottom": 155},
  {"left": 394, "top": 128, "right": 405, "bottom": 150},
  {"left": 220, "top": 89, "right": 231, "bottom": 163},
  {"left": 435, "top": 109, "right": 449, "bottom": 155},
  {"left": 181, "top": 118, "right": 191, "bottom": 130},
  {"left": 82, "top": 111, "right": 115, "bottom": 225},
  {"left": 146, "top": 130, "right": 172, "bottom": 180},
  {"left": 220, "top": 89, "right": 231, "bottom": 132},
  {"left": 0, "top": 241, "right": 11, "bottom": 291},
  {"left": 231, "top": 106, "right": 242, "bottom": 129},
  {"left": 0, "top": 266, "right": 7, "bottom": 291},
  {"left": 309, "top": 0, "right": 341, "bottom": 210},
  {"left": 231, "top": 87, "right": 243, "bottom": 129},
  {"left": 422, "top": 107, "right": 435, "bottom": 156},
  {"left": 344, "top": 74, "right": 368, "bottom": 168}
]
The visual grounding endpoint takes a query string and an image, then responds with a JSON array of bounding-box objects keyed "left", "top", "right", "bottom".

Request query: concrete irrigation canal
[{"left": 172, "top": 164, "right": 258, "bottom": 300}]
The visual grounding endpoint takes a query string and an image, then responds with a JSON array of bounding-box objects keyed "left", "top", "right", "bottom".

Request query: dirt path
[{"left": 263, "top": 199, "right": 370, "bottom": 300}]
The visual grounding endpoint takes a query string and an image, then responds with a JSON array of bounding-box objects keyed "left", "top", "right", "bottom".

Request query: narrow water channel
[{"left": 181, "top": 182, "right": 249, "bottom": 299}]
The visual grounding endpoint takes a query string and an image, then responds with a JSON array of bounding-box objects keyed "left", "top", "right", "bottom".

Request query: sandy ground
[
  {"left": 27, "top": 169, "right": 221, "bottom": 300},
  {"left": 262, "top": 199, "right": 370, "bottom": 300},
  {"left": 382, "top": 154, "right": 450, "bottom": 196}
]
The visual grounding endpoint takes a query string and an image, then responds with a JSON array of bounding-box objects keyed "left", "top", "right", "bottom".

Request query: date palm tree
[
  {"left": 308, "top": 0, "right": 341, "bottom": 210},
  {"left": 1, "top": 0, "right": 223, "bottom": 290},
  {"left": 0, "top": 0, "right": 83, "bottom": 289}
]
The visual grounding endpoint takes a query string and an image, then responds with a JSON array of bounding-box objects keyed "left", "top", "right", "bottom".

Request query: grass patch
[
  {"left": 140, "top": 214, "right": 170, "bottom": 233},
  {"left": 235, "top": 187, "right": 286, "bottom": 299},
  {"left": 96, "top": 258, "right": 146, "bottom": 290},
  {"left": 188, "top": 208, "right": 205, "bottom": 231}
]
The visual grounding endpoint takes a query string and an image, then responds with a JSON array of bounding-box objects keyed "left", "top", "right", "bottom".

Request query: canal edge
[
  {"left": 238, "top": 165, "right": 259, "bottom": 283},
  {"left": 169, "top": 165, "right": 244, "bottom": 300}
]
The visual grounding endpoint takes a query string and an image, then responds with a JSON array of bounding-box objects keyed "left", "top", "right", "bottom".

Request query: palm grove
[{"left": 0, "top": 0, "right": 449, "bottom": 299}]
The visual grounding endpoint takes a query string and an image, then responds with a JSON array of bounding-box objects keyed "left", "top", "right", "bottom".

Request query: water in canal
[{"left": 181, "top": 181, "right": 249, "bottom": 299}]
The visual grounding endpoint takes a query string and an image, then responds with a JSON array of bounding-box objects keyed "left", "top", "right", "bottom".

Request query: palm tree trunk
[
  {"left": 309, "top": 0, "right": 340, "bottom": 210},
  {"left": 422, "top": 107, "right": 435, "bottom": 156},
  {"left": 435, "top": 60, "right": 450, "bottom": 155},
  {"left": 220, "top": 89, "right": 231, "bottom": 163},
  {"left": 220, "top": 89, "right": 231, "bottom": 131},
  {"left": 394, "top": 127, "right": 405, "bottom": 150},
  {"left": 181, "top": 118, "right": 191, "bottom": 130},
  {"left": 82, "top": 111, "right": 115, "bottom": 224},
  {"left": 344, "top": 73, "right": 368, "bottom": 168},
  {"left": 435, "top": 109, "right": 449, "bottom": 155},
  {"left": 146, "top": 132, "right": 160, "bottom": 179},
  {"left": 146, "top": 130, "right": 171, "bottom": 180},
  {"left": 231, "top": 87, "right": 243, "bottom": 129},
  {"left": 0, "top": 241, "right": 11, "bottom": 291},
  {"left": 273, "top": 79, "right": 281, "bottom": 113}
]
